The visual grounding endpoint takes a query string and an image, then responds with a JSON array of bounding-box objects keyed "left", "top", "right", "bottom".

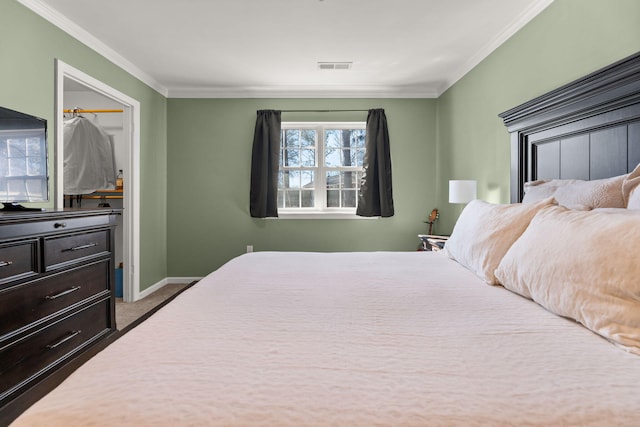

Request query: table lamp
[{"left": 449, "top": 180, "right": 477, "bottom": 204}]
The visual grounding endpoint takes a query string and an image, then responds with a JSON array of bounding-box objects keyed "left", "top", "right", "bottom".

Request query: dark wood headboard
[{"left": 499, "top": 51, "right": 640, "bottom": 203}]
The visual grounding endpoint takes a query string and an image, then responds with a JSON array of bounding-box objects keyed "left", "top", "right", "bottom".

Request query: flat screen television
[{"left": 0, "top": 106, "right": 48, "bottom": 211}]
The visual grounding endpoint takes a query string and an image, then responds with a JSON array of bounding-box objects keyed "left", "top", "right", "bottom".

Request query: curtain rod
[
  {"left": 63, "top": 109, "right": 123, "bottom": 113},
  {"left": 280, "top": 109, "right": 369, "bottom": 113}
]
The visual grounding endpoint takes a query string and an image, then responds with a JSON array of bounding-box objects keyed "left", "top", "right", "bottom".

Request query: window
[
  {"left": 0, "top": 130, "right": 47, "bottom": 201},
  {"left": 278, "top": 122, "right": 365, "bottom": 216}
]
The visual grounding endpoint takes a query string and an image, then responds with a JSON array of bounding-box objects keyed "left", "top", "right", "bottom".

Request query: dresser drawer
[
  {"left": 0, "top": 260, "right": 111, "bottom": 339},
  {"left": 43, "top": 229, "right": 111, "bottom": 271},
  {"left": 0, "top": 240, "right": 38, "bottom": 285},
  {"left": 0, "top": 214, "right": 114, "bottom": 241},
  {"left": 0, "top": 299, "right": 111, "bottom": 402}
]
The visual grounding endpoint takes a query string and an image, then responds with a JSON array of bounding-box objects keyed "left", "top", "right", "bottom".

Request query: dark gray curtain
[
  {"left": 250, "top": 110, "right": 281, "bottom": 218},
  {"left": 356, "top": 109, "right": 394, "bottom": 217}
]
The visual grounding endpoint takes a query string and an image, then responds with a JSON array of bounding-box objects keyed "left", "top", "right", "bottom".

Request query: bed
[{"left": 8, "top": 52, "right": 640, "bottom": 426}]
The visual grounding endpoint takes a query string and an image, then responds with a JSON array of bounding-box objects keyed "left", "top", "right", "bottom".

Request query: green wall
[
  {"left": 167, "top": 99, "right": 436, "bottom": 276},
  {"left": 0, "top": 1, "right": 168, "bottom": 291},
  {"left": 436, "top": 0, "right": 640, "bottom": 233}
]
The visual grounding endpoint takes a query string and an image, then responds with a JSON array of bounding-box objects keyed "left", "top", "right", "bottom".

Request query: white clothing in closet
[{"left": 64, "top": 116, "right": 117, "bottom": 194}]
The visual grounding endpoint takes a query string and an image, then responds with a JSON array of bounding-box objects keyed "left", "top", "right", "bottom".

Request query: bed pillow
[
  {"left": 628, "top": 191, "right": 640, "bottom": 210},
  {"left": 523, "top": 174, "right": 626, "bottom": 210},
  {"left": 495, "top": 206, "right": 640, "bottom": 355},
  {"left": 623, "top": 163, "right": 640, "bottom": 209},
  {"left": 523, "top": 179, "right": 574, "bottom": 201},
  {"left": 442, "top": 197, "right": 555, "bottom": 285}
]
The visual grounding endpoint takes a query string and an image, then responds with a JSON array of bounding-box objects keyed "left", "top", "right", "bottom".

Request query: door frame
[{"left": 55, "top": 59, "right": 141, "bottom": 302}]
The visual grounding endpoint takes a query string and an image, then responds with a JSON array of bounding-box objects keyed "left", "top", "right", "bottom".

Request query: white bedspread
[{"left": 11, "top": 252, "right": 640, "bottom": 426}]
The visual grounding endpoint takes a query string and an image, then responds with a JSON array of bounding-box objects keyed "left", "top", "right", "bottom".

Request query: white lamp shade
[{"left": 449, "top": 180, "right": 477, "bottom": 204}]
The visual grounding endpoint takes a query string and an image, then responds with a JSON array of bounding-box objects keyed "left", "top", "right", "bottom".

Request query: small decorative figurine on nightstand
[
  {"left": 417, "top": 208, "right": 439, "bottom": 250},
  {"left": 425, "top": 208, "right": 439, "bottom": 235}
]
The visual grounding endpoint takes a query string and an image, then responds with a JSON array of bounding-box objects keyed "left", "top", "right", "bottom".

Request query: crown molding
[
  {"left": 168, "top": 85, "right": 439, "bottom": 99},
  {"left": 17, "top": 0, "right": 168, "bottom": 97},
  {"left": 436, "top": 0, "right": 555, "bottom": 96}
]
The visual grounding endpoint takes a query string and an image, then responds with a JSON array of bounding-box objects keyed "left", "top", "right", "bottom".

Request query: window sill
[{"left": 274, "top": 211, "right": 379, "bottom": 220}]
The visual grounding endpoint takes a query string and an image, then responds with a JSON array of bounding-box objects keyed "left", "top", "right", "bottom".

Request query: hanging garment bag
[{"left": 63, "top": 116, "right": 117, "bottom": 194}]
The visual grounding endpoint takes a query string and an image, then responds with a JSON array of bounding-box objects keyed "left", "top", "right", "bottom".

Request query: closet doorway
[{"left": 55, "top": 59, "right": 141, "bottom": 303}]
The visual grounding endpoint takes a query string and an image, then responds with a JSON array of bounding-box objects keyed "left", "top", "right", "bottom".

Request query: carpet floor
[{"left": 115, "top": 283, "right": 191, "bottom": 330}]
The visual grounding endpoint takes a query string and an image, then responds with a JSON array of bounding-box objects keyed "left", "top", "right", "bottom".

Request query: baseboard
[{"left": 137, "top": 276, "right": 203, "bottom": 300}]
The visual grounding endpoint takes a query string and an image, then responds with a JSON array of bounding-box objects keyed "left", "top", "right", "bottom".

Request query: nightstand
[{"left": 418, "top": 234, "right": 449, "bottom": 252}]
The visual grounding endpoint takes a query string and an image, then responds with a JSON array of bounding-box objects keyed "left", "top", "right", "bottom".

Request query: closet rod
[
  {"left": 63, "top": 109, "right": 123, "bottom": 113},
  {"left": 280, "top": 109, "right": 369, "bottom": 113}
]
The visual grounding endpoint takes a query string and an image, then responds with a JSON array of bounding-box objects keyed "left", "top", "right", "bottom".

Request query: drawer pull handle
[
  {"left": 67, "top": 243, "right": 98, "bottom": 252},
  {"left": 45, "top": 286, "right": 81, "bottom": 300},
  {"left": 0, "top": 260, "right": 13, "bottom": 268},
  {"left": 54, "top": 222, "right": 67, "bottom": 228},
  {"left": 46, "top": 330, "right": 82, "bottom": 350}
]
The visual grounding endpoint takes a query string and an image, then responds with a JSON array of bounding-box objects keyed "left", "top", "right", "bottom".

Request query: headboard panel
[{"left": 500, "top": 51, "right": 640, "bottom": 202}]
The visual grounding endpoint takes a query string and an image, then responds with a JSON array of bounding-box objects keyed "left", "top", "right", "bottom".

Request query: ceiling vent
[{"left": 318, "top": 62, "right": 352, "bottom": 70}]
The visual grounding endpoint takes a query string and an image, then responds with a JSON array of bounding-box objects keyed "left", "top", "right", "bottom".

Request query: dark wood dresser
[{"left": 0, "top": 208, "right": 119, "bottom": 414}]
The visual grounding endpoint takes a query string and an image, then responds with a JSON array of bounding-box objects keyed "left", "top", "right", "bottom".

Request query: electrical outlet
[{"left": 246, "top": 245, "right": 253, "bottom": 253}]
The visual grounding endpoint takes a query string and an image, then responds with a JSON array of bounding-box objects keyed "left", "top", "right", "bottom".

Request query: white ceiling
[{"left": 20, "top": 0, "right": 553, "bottom": 98}]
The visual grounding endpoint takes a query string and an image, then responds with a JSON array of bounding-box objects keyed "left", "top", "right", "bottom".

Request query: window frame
[{"left": 278, "top": 121, "right": 369, "bottom": 219}]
